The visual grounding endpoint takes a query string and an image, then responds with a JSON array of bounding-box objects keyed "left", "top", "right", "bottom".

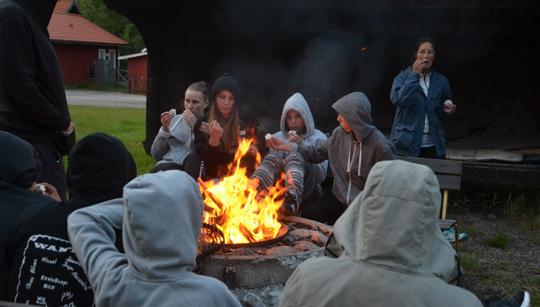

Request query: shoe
[
  {"left": 442, "top": 228, "right": 469, "bottom": 243},
  {"left": 280, "top": 191, "right": 298, "bottom": 216},
  {"left": 484, "top": 291, "right": 530, "bottom": 307}
]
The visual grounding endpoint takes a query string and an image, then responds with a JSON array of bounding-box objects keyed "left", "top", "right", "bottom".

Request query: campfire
[{"left": 198, "top": 138, "right": 288, "bottom": 245}]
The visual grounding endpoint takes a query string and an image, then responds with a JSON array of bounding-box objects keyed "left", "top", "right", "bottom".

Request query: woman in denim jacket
[{"left": 390, "top": 37, "right": 456, "bottom": 158}]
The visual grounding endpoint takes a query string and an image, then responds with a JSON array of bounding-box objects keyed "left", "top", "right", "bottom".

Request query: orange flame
[{"left": 199, "top": 138, "right": 286, "bottom": 244}]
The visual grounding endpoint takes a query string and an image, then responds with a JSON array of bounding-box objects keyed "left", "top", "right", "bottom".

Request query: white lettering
[
  {"left": 25, "top": 276, "right": 34, "bottom": 289},
  {"left": 33, "top": 242, "right": 70, "bottom": 253},
  {"left": 41, "top": 256, "right": 57, "bottom": 264},
  {"left": 30, "top": 259, "right": 37, "bottom": 274},
  {"left": 40, "top": 275, "right": 68, "bottom": 287},
  {"left": 43, "top": 283, "right": 55, "bottom": 290},
  {"left": 71, "top": 272, "right": 90, "bottom": 291}
]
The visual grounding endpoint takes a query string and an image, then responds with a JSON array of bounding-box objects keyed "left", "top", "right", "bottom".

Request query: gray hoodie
[
  {"left": 272, "top": 93, "right": 328, "bottom": 184},
  {"left": 151, "top": 113, "right": 194, "bottom": 166},
  {"left": 297, "top": 92, "right": 395, "bottom": 205},
  {"left": 68, "top": 171, "right": 241, "bottom": 307},
  {"left": 280, "top": 160, "right": 482, "bottom": 307}
]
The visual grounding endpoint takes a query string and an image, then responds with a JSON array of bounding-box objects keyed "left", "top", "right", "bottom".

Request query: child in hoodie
[
  {"left": 251, "top": 93, "right": 328, "bottom": 215},
  {"left": 67, "top": 171, "right": 241, "bottom": 307},
  {"left": 0, "top": 133, "right": 136, "bottom": 306},
  {"left": 267, "top": 92, "right": 395, "bottom": 224}
]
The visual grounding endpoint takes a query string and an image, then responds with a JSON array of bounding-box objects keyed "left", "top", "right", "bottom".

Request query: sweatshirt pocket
[{"left": 391, "top": 123, "right": 416, "bottom": 150}]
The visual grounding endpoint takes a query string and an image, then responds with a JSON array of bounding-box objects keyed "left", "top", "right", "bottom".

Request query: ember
[{"left": 199, "top": 138, "right": 287, "bottom": 244}]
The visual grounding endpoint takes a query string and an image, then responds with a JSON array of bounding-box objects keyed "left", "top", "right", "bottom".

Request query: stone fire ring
[{"left": 201, "top": 216, "right": 332, "bottom": 289}]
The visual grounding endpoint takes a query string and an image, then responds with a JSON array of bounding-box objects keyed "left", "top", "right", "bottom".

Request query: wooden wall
[{"left": 105, "top": 1, "right": 540, "bottom": 152}]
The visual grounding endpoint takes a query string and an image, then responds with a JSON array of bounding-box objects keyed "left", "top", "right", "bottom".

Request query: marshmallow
[
  {"left": 265, "top": 133, "right": 272, "bottom": 140},
  {"left": 169, "top": 109, "right": 176, "bottom": 116}
]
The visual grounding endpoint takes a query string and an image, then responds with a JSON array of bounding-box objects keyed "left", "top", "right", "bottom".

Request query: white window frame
[
  {"left": 98, "top": 48, "right": 106, "bottom": 60},
  {"left": 108, "top": 49, "right": 117, "bottom": 68}
]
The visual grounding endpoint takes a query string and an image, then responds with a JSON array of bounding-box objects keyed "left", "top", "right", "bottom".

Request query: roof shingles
[{"left": 48, "top": 2, "right": 127, "bottom": 46}]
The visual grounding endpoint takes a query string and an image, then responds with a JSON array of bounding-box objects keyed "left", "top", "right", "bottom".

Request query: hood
[
  {"left": 0, "top": 131, "right": 37, "bottom": 189},
  {"left": 279, "top": 93, "right": 315, "bottom": 137},
  {"left": 12, "top": 0, "right": 56, "bottom": 34},
  {"left": 332, "top": 92, "right": 375, "bottom": 141},
  {"left": 333, "top": 160, "right": 454, "bottom": 273},
  {"left": 67, "top": 133, "right": 137, "bottom": 202},
  {"left": 122, "top": 170, "right": 203, "bottom": 279},
  {"left": 211, "top": 73, "right": 241, "bottom": 106}
]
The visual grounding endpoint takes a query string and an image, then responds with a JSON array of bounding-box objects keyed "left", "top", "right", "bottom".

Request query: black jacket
[
  {"left": 193, "top": 113, "right": 258, "bottom": 179},
  {"left": 0, "top": 0, "right": 73, "bottom": 154},
  {"left": 0, "top": 133, "right": 137, "bottom": 305}
]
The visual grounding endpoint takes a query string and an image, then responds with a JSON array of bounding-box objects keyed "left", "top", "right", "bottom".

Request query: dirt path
[{"left": 65, "top": 89, "right": 146, "bottom": 109}]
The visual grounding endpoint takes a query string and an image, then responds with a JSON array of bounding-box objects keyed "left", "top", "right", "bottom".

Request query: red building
[
  {"left": 48, "top": 0, "right": 127, "bottom": 86},
  {"left": 118, "top": 50, "right": 148, "bottom": 94}
]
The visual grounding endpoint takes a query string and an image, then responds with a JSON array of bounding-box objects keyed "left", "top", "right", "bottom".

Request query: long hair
[{"left": 208, "top": 101, "right": 240, "bottom": 153}]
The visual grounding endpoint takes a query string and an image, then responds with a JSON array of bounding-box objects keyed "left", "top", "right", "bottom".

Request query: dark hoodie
[
  {"left": 0, "top": 0, "right": 73, "bottom": 154},
  {"left": 194, "top": 73, "right": 257, "bottom": 179},
  {"left": 0, "top": 131, "right": 58, "bottom": 300},
  {"left": 296, "top": 92, "right": 395, "bottom": 205},
  {"left": 0, "top": 133, "right": 136, "bottom": 305}
]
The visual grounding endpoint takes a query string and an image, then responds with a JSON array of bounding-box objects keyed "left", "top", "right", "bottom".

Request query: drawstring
[
  {"left": 346, "top": 137, "right": 362, "bottom": 205},
  {"left": 346, "top": 138, "right": 356, "bottom": 205}
]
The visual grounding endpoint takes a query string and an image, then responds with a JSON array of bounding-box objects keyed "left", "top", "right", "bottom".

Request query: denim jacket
[{"left": 389, "top": 67, "right": 452, "bottom": 157}]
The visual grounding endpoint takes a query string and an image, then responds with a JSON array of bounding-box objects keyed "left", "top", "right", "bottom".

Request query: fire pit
[
  {"left": 196, "top": 138, "right": 332, "bottom": 290},
  {"left": 200, "top": 216, "right": 332, "bottom": 289}
]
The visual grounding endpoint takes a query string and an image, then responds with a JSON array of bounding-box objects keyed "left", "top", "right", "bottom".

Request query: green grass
[
  {"left": 485, "top": 233, "right": 510, "bottom": 249},
  {"left": 69, "top": 105, "right": 154, "bottom": 174},
  {"left": 66, "top": 81, "right": 129, "bottom": 93}
]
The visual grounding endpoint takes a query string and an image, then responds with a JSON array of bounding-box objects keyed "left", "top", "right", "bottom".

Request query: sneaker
[
  {"left": 485, "top": 291, "right": 530, "bottom": 307},
  {"left": 280, "top": 191, "right": 298, "bottom": 216},
  {"left": 442, "top": 228, "right": 469, "bottom": 243}
]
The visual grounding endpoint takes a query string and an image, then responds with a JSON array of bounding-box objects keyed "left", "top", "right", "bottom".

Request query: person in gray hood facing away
[
  {"left": 268, "top": 92, "right": 395, "bottom": 224},
  {"left": 67, "top": 170, "right": 241, "bottom": 307},
  {"left": 251, "top": 93, "right": 328, "bottom": 215},
  {"left": 279, "top": 160, "right": 482, "bottom": 307}
]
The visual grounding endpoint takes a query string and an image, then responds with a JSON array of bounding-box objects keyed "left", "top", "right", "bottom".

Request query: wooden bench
[{"left": 399, "top": 156, "right": 463, "bottom": 252}]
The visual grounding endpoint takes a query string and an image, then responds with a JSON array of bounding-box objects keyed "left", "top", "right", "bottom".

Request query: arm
[
  {"left": 150, "top": 128, "right": 171, "bottom": 161},
  {"left": 309, "top": 132, "right": 329, "bottom": 183},
  {"left": 67, "top": 199, "right": 127, "bottom": 294},
  {"left": 298, "top": 138, "right": 329, "bottom": 164},
  {"left": 0, "top": 18, "right": 70, "bottom": 131},
  {"left": 389, "top": 69, "right": 421, "bottom": 108}
]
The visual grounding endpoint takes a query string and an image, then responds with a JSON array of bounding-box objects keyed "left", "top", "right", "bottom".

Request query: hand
[
  {"left": 287, "top": 131, "right": 303, "bottom": 145},
  {"left": 443, "top": 100, "right": 456, "bottom": 114},
  {"left": 33, "top": 182, "right": 61, "bottom": 202},
  {"left": 266, "top": 136, "right": 293, "bottom": 152},
  {"left": 199, "top": 122, "right": 210, "bottom": 134},
  {"left": 208, "top": 120, "right": 224, "bottom": 146},
  {"left": 160, "top": 111, "right": 173, "bottom": 132},
  {"left": 62, "top": 121, "right": 75, "bottom": 136},
  {"left": 247, "top": 144, "right": 259, "bottom": 156},
  {"left": 412, "top": 59, "right": 429, "bottom": 74},
  {"left": 182, "top": 109, "right": 197, "bottom": 129}
]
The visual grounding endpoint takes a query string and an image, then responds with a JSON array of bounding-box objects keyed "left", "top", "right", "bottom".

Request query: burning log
[{"left": 239, "top": 223, "right": 257, "bottom": 243}]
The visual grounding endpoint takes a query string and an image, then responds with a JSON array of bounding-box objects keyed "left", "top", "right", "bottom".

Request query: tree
[{"left": 76, "top": 0, "right": 144, "bottom": 55}]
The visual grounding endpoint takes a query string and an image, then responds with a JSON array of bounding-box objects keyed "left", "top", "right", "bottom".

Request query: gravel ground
[
  {"left": 452, "top": 207, "right": 539, "bottom": 305},
  {"left": 65, "top": 89, "right": 146, "bottom": 109}
]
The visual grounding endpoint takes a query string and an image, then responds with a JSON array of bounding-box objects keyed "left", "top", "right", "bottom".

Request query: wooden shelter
[{"left": 104, "top": 0, "right": 540, "bottom": 190}]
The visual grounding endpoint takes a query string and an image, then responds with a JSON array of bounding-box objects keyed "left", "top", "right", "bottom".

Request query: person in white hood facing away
[
  {"left": 267, "top": 92, "right": 395, "bottom": 224},
  {"left": 67, "top": 170, "right": 241, "bottom": 307},
  {"left": 251, "top": 93, "right": 328, "bottom": 215},
  {"left": 279, "top": 160, "right": 482, "bottom": 307}
]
